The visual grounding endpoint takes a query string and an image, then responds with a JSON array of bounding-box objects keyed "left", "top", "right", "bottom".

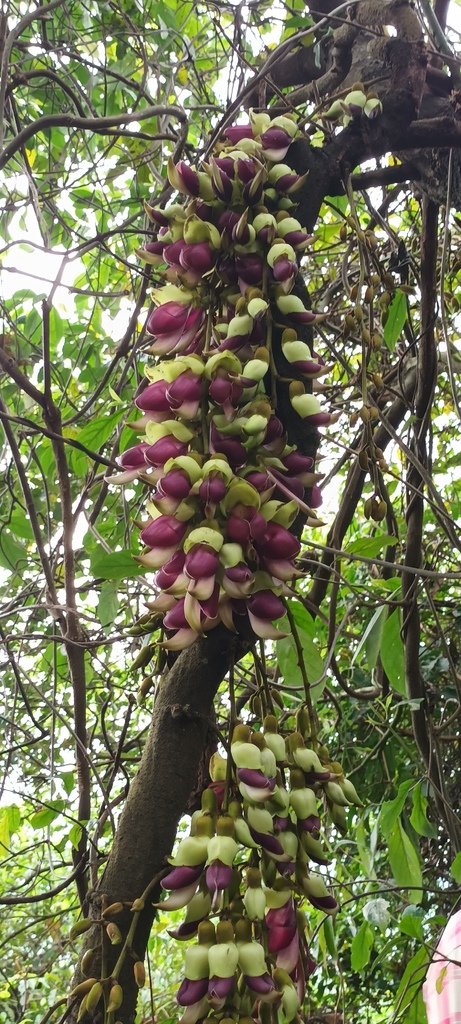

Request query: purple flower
[
  {"left": 168, "top": 920, "right": 203, "bottom": 941},
  {"left": 119, "top": 443, "right": 149, "bottom": 469},
  {"left": 256, "top": 522, "right": 301, "bottom": 561},
  {"left": 260, "top": 126, "right": 292, "bottom": 159},
  {"left": 135, "top": 379, "right": 170, "bottom": 413},
  {"left": 185, "top": 544, "right": 220, "bottom": 580},
  {"left": 235, "top": 254, "right": 263, "bottom": 286},
  {"left": 144, "top": 436, "right": 188, "bottom": 467},
  {"left": 163, "top": 239, "right": 185, "bottom": 269},
  {"left": 223, "top": 123, "right": 253, "bottom": 143},
  {"left": 247, "top": 826, "right": 285, "bottom": 855},
  {"left": 226, "top": 507, "right": 267, "bottom": 546},
  {"left": 157, "top": 469, "right": 192, "bottom": 501},
  {"left": 298, "top": 815, "right": 321, "bottom": 836},
  {"left": 155, "top": 550, "right": 186, "bottom": 589},
  {"left": 218, "top": 211, "right": 241, "bottom": 237},
  {"left": 209, "top": 375, "right": 243, "bottom": 408},
  {"left": 146, "top": 303, "right": 204, "bottom": 355},
  {"left": 163, "top": 599, "right": 189, "bottom": 631},
  {"left": 264, "top": 415, "right": 284, "bottom": 445},
  {"left": 171, "top": 161, "right": 201, "bottom": 197},
  {"left": 210, "top": 162, "right": 234, "bottom": 202},
  {"left": 236, "top": 156, "right": 258, "bottom": 184},
  {"left": 271, "top": 256, "right": 297, "bottom": 283},
  {"left": 213, "top": 156, "right": 235, "bottom": 177},
  {"left": 237, "top": 768, "right": 276, "bottom": 792},
  {"left": 198, "top": 475, "right": 227, "bottom": 507},
  {"left": 244, "top": 972, "right": 276, "bottom": 996},
  {"left": 140, "top": 515, "right": 187, "bottom": 548},
  {"left": 179, "top": 243, "right": 215, "bottom": 276},
  {"left": 205, "top": 861, "right": 233, "bottom": 894},
  {"left": 208, "top": 976, "right": 235, "bottom": 1000},
  {"left": 162, "top": 864, "right": 203, "bottom": 890},
  {"left": 282, "top": 452, "right": 313, "bottom": 475},
  {"left": 222, "top": 563, "right": 254, "bottom": 598},
  {"left": 177, "top": 978, "right": 209, "bottom": 1006},
  {"left": 167, "top": 370, "right": 203, "bottom": 408},
  {"left": 210, "top": 427, "right": 247, "bottom": 468}
]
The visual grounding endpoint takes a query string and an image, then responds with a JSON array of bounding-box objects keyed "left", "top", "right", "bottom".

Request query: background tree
[{"left": 0, "top": 1, "right": 461, "bottom": 1023}]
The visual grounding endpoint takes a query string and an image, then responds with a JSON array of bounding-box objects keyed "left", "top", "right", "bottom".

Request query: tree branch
[{"left": 0, "top": 105, "right": 187, "bottom": 170}]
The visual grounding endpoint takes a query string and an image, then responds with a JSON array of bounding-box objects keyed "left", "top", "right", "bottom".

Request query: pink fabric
[{"left": 423, "top": 910, "right": 461, "bottom": 1022}]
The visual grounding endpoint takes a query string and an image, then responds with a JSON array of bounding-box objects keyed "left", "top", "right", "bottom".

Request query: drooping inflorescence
[
  {"left": 81, "top": 111, "right": 366, "bottom": 1024},
  {"left": 113, "top": 110, "right": 333, "bottom": 651},
  {"left": 153, "top": 715, "right": 363, "bottom": 1024}
]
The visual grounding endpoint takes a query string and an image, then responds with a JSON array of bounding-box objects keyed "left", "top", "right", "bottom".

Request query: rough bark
[{"left": 70, "top": 628, "right": 242, "bottom": 1023}]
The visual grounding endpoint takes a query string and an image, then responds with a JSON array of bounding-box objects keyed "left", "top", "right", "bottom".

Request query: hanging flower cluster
[
  {"left": 68, "top": 113, "right": 367, "bottom": 1024},
  {"left": 114, "top": 111, "right": 333, "bottom": 651},
  {"left": 155, "top": 716, "right": 363, "bottom": 1023}
]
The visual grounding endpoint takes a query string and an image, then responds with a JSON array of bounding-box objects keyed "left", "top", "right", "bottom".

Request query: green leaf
[
  {"left": 347, "top": 534, "right": 397, "bottom": 557},
  {"left": 380, "top": 779, "right": 413, "bottom": 838},
  {"left": 276, "top": 611, "right": 325, "bottom": 702},
  {"left": 450, "top": 850, "right": 461, "bottom": 883},
  {"left": 0, "top": 531, "right": 27, "bottom": 575},
  {"left": 0, "top": 805, "right": 21, "bottom": 851},
  {"left": 410, "top": 782, "right": 436, "bottom": 838},
  {"left": 68, "top": 823, "right": 84, "bottom": 850},
  {"left": 61, "top": 771, "right": 75, "bottom": 796},
  {"left": 388, "top": 819, "right": 422, "bottom": 903},
  {"left": 97, "top": 581, "right": 119, "bottom": 628},
  {"left": 351, "top": 921, "right": 374, "bottom": 972},
  {"left": 91, "top": 548, "right": 144, "bottom": 580},
  {"left": 380, "top": 609, "right": 406, "bottom": 694},
  {"left": 71, "top": 410, "right": 122, "bottom": 476},
  {"left": 30, "top": 801, "right": 66, "bottom": 829},
  {"left": 9, "top": 510, "right": 34, "bottom": 541},
  {"left": 352, "top": 605, "right": 386, "bottom": 671},
  {"left": 394, "top": 946, "right": 428, "bottom": 1022},
  {"left": 399, "top": 906, "right": 424, "bottom": 941},
  {"left": 322, "top": 916, "right": 337, "bottom": 958},
  {"left": 384, "top": 289, "right": 408, "bottom": 350}
]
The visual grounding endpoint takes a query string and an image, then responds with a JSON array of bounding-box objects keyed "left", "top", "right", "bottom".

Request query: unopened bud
[
  {"left": 81, "top": 949, "right": 96, "bottom": 977},
  {"left": 131, "top": 897, "right": 145, "bottom": 912},
  {"left": 131, "top": 644, "right": 155, "bottom": 671},
  {"left": 70, "top": 979, "right": 98, "bottom": 999},
  {"left": 106, "top": 922, "right": 123, "bottom": 945},
  {"left": 134, "top": 961, "right": 146, "bottom": 988},
  {"left": 107, "top": 983, "right": 123, "bottom": 1013},
  {"left": 250, "top": 694, "right": 263, "bottom": 719},
  {"left": 102, "top": 902, "right": 124, "bottom": 919},
  {"left": 270, "top": 688, "right": 285, "bottom": 710},
  {"left": 70, "top": 919, "right": 93, "bottom": 941},
  {"left": 86, "top": 981, "right": 103, "bottom": 1014}
]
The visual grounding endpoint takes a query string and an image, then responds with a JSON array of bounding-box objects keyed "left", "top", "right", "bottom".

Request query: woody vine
[{"left": 69, "top": 97, "right": 382, "bottom": 1024}]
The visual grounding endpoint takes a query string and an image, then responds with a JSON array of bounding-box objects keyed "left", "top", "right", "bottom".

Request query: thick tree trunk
[{"left": 70, "top": 628, "right": 240, "bottom": 1023}]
